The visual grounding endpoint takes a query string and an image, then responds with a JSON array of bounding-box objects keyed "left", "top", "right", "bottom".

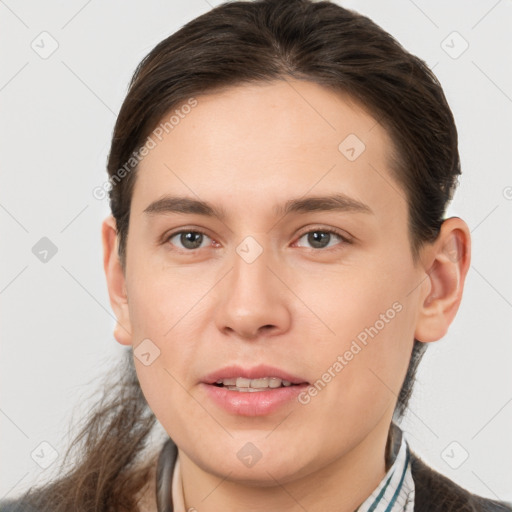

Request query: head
[{"left": 102, "top": 0, "right": 470, "bottom": 486}]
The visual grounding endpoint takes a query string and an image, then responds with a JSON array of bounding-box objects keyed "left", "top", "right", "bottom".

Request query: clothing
[{"left": 356, "top": 424, "right": 415, "bottom": 511}]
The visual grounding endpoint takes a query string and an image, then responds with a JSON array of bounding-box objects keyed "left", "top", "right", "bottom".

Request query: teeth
[
  {"left": 236, "top": 377, "right": 252, "bottom": 388},
  {"left": 250, "top": 377, "right": 269, "bottom": 388},
  {"left": 215, "top": 377, "right": 295, "bottom": 389},
  {"left": 268, "top": 377, "right": 281, "bottom": 388}
]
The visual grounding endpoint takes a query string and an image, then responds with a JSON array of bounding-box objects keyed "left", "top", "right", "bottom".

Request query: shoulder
[{"left": 410, "top": 450, "right": 512, "bottom": 512}]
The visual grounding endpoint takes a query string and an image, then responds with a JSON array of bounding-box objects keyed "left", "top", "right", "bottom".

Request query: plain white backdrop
[{"left": 1, "top": 0, "right": 511, "bottom": 503}]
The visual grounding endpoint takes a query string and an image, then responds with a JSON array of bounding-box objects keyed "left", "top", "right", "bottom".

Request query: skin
[{"left": 102, "top": 79, "right": 471, "bottom": 512}]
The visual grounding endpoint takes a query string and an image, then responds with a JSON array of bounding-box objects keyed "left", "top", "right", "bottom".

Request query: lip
[
  {"left": 200, "top": 364, "right": 309, "bottom": 416},
  {"left": 202, "top": 364, "right": 308, "bottom": 385}
]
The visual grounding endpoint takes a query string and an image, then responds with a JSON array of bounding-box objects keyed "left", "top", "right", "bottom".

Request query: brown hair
[{"left": 11, "top": 0, "right": 460, "bottom": 510}]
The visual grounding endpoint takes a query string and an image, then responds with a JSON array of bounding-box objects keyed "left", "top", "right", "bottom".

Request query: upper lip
[{"left": 202, "top": 364, "right": 309, "bottom": 385}]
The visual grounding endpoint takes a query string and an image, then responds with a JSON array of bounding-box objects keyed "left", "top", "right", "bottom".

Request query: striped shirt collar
[
  {"left": 356, "top": 423, "right": 415, "bottom": 511},
  {"left": 160, "top": 423, "right": 415, "bottom": 512}
]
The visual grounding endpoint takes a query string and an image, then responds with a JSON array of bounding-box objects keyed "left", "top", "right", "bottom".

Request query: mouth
[{"left": 200, "top": 365, "right": 309, "bottom": 416}]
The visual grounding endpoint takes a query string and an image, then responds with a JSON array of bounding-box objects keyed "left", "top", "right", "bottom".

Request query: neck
[{"left": 178, "top": 418, "right": 392, "bottom": 512}]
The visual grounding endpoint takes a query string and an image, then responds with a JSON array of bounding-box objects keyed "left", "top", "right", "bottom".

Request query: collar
[
  {"left": 156, "top": 422, "right": 415, "bottom": 512},
  {"left": 357, "top": 422, "right": 415, "bottom": 511}
]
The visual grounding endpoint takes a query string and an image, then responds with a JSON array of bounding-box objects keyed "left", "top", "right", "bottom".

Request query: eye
[
  {"left": 167, "top": 230, "right": 213, "bottom": 250},
  {"left": 164, "top": 227, "right": 350, "bottom": 252},
  {"left": 294, "top": 228, "right": 350, "bottom": 250}
]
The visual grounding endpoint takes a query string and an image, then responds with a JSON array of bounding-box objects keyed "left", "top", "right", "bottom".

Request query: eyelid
[{"left": 294, "top": 225, "right": 353, "bottom": 243}]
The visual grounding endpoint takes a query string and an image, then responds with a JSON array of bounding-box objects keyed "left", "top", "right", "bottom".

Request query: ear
[
  {"left": 415, "top": 217, "right": 471, "bottom": 343},
  {"left": 101, "top": 215, "right": 133, "bottom": 346}
]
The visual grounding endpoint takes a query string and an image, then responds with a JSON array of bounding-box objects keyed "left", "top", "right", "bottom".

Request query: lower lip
[{"left": 200, "top": 383, "right": 308, "bottom": 416}]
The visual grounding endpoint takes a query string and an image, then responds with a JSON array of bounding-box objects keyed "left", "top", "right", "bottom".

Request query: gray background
[{"left": 1, "top": 0, "right": 511, "bottom": 503}]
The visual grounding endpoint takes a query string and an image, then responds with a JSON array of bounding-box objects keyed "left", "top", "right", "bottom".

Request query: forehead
[{"left": 132, "top": 79, "right": 406, "bottom": 224}]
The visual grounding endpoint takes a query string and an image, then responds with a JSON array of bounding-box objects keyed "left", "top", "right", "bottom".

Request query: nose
[{"left": 214, "top": 244, "right": 292, "bottom": 340}]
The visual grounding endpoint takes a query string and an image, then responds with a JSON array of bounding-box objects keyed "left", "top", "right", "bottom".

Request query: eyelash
[{"left": 164, "top": 227, "right": 352, "bottom": 252}]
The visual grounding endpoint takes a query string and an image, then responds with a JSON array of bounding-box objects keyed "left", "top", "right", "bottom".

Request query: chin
[
  {"left": 212, "top": 460, "right": 306, "bottom": 486},
  {"left": 190, "top": 440, "right": 315, "bottom": 485}
]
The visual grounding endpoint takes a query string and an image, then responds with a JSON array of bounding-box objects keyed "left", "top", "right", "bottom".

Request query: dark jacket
[
  {"left": 1, "top": 426, "right": 511, "bottom": 511},
  {"left": 390, "top": 422, "right": 512, "bottom": 512},
  {"left": 410, "top": 453, "right": 511, "bottom": 512}
]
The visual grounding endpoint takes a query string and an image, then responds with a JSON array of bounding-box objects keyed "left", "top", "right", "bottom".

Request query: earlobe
[
  {"left": 414, "top": 217, "right": 471, "bottom": 343},
  {"left": 101, "top": 215, "right": 133, "bottom": 346}
]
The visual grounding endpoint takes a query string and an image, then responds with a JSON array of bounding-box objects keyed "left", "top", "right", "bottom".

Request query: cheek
[
  {"left": 291, "top": 257, "right": 417, "bottom": 406},
  {"left": 125, "top": 266, "right": 207, "bottom": 416},
  {"left": 127, "top": 275, "right": 207, "bottom": 436},
  {"left": 134, "top": 357, "right": 209, "bottom": 452},
  {"left": 293, "top": 293, "right": 414, "bottom": 450},
  {"left": 126, "top": 257, "right": 211, "bottom": 344},
  {"left": 291, "top": 256, "right": 414, "bottom": 347}
]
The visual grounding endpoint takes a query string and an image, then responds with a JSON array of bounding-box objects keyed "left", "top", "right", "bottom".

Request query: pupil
[
  {"left": 308, "top": 231, "right": 330, "bottom": 249},
  {"left": 181, "top": 232, "right": 203, "bottom": 249}
]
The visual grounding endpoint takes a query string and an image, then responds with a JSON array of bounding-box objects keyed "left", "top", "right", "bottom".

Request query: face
[{"left": 118, "top": 80, "right": 428, "bottom": 483}]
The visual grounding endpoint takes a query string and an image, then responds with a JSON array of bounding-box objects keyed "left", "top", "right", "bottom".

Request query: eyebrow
[{"left": 143, "top": 193, "right": 373, "bottom": 220}]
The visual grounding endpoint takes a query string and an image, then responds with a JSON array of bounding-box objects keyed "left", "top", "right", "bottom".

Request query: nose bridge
[
  {"left": 214, "top": 235, "right": 291, "bottom": 339},
  {"left": 232, "top": 239, "right": 273, "bottom": 300}
]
